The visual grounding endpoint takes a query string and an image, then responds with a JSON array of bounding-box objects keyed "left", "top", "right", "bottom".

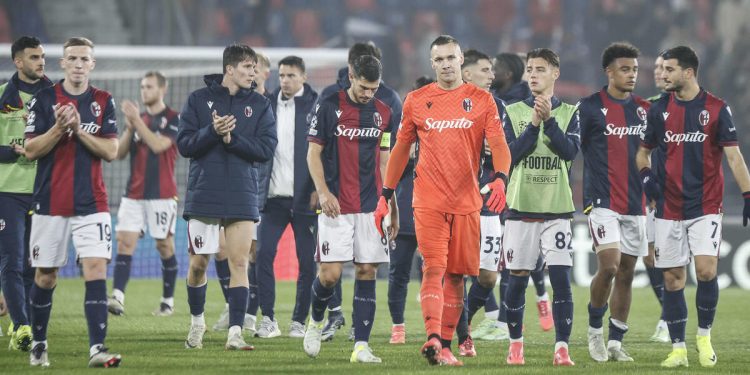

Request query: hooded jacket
[{"left": 177, "top": 74, "right": 277, "bottom": 221}]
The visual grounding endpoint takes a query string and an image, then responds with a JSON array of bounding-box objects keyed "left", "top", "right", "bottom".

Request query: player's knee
[
  {"left": 662, "top": 268, "right": 686, "bottom": 290},
  {"left": 116, "top": 235, "right": 137, "bottom": 255},
  {"left": 354, "top": 264, "right": 377, "bottom": 280},
  {"left": 478, "top": 271, "right": 497, "bottom": 288},
  {"left": 189, "top": 255, "right": 209, "bottom": 275},
  {"left": 34, "top": 268, "right": 58, "bottom": 288},
  {"left": 695, "top": 267, "right": 717, "bottom": 282},
  {"left": 598, "top": 263, "right": 619, "bottom": 279},
  {"left": 318, "top": 273, "right": 338, "bottom": 288},
  {"left": 155, "top": 238, "right": 174, "bottom": 256},
  {"left": 548, "top": 265, "right": 571, "bottom": 291}
]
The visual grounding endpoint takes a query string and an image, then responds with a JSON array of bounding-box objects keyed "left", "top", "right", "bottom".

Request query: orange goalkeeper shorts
[{"left": 414, "top": 207, "right": 480, "bottom": 276}]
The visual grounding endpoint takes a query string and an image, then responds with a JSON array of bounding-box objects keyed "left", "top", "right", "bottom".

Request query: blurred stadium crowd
[{"left": 2, "top": 0, "right": 749, "bottom": 210}]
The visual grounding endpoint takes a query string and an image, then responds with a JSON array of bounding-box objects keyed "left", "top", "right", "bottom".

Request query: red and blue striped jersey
[
  {"left": 24, "top": 82, "right": 118, "bottom": 216},
  {"left": 641, "top": 89, "right": 737, "bottom": 220},
  {"left": 580, "top": 88, "right": 650, "bottom": 215},
  {"left": 124, "top": 107, "right": 179, "bottom": 200},
  {"left": 307, "top": 90, "right": 395, "bottom": 214}
]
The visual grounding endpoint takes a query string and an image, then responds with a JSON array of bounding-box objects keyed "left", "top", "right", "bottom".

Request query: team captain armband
[{"left": 380, "top": 132, "right": 391, "bottom": 149}]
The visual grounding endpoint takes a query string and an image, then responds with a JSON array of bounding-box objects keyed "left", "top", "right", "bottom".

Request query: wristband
[
  {"left": 382, "top": 187, "right": 394, "bottom": 201},
  {"left": 494, "top": 172, "right": 508, "bottom": 185}
]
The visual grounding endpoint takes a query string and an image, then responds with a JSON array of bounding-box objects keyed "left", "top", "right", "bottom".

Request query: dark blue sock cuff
[
  {"left": 215, "top": 259, "right": 230, "bottom": 275},
  {"left": 85, "top": 279, "right": 107, "bottom": 295},
  {"left": 354, "top": 279, "right": 376, "bottom": 295},
  {"left": 162, "top": 255, "right": 178, "bottom": 269},
  {"left": 312, "top": 278, "right": 334, "bottom": 300}
]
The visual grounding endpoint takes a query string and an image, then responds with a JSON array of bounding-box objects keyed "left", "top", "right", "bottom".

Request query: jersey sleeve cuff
[
  {"left": 639, "top": 140, "right": 655, "bottom": 149},
  {"left": 306, "top": 136, "right": 325, "bottom": 145},
  {"left": 719, "top": 141, "right": 738, "bottom": 147}
]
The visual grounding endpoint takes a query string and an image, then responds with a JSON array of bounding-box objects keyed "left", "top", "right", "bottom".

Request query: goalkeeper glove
[
  {"left": 484, "top": 172, "right": 508, "bottom": 213},
  {"left": 375, "top": 188, "right": 394, "bottom": 238}
]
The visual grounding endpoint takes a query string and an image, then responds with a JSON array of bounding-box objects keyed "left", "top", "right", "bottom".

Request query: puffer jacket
[{"left": 177, "top": 74, "right": 277, "bottom": 220}]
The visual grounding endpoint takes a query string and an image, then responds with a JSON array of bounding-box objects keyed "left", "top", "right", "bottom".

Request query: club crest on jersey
[
  {"left": 90, "top": 101, "right": 101, "bottom": 117},
  {"left": 194, "top": 235, "right": 204, "bottom": 249},
  {"left": 373, "top": 112, "right": 382, "bottom": 128},
  {"left": 597, "top": 225, "right": 606, "bottom": 239},
  {"left": 426, "top": 101, "right": 433, "bottom": 109},
  {"left": 244, "top": 106, "right": 253, "bottom": 118},
  {"left": 463, "top": 98, "right": 472, "bottom": 112},
  {"left": 699, "top": 110, "right": 710, "bottom": 126},
  {"left": 637, "top": 106, "right": 647, "bottom": 121}
]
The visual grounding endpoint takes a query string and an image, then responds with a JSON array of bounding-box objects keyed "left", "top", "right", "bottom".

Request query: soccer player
[
  {"left": 303, "top": 55, "right": 397, "bottom": 363},
  {"left": 490, "top": 52, "right": 553, "bottom": 334},
  {"left": 24, "top": 37, "right": 121, "bottom": 367},
  {"left": 491, "top": 53, "right": 531, "bottom": 104},
  {"left": 579, "top": 42, "right": 651, "bottom": 362},
  {"left": 318, "top": 42, "right": 402, "bottom": 342},
  {"left": 501, "top": 48, "right": 580, "bottom": 366},
  {"left": 240, "top": 51, "right": 273, "bottom": 333},
  {"left": 644, "top": 52, "right": 670, "bottom": 343},
  {"left": 253, "top": 52, "right": 271, "bottom": 97},
  {"left": 387, "top": 76, "right": 433, "bottom": 345},
  {"left": 177, "top": 44, "right": 277, "bottom": 351},
  {"left": 0, "top": 35, "right": 51, "bottom": 352},
  {"left": 378, "top": 35, "right": 511, "bottom": 366},
  {"left": 107, "top": 71, "right": 179, "bottom": 317},
  {"left": 213, "top": 52, "right": 271, "bottom": 333},
  {"left": 254, "top": 56, "right": 318, "bottom": 339},
  {"left": 453, "top": 49, "right": 504, "bottom": 358},
  {"left": 636, "top": 45, "right": 750, "bottom": 368}
]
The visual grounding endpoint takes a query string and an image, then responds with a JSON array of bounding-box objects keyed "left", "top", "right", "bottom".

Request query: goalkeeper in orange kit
[{"left": 375, "top": 35, "right": 511, "bottom": 366}]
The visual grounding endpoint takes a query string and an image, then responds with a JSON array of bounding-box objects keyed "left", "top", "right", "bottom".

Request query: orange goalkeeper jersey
[{"left": 397, "top": 82, "right": 507, "bottom": 214}]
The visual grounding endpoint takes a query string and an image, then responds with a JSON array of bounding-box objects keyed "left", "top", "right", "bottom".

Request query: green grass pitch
[{"left": 1, "top": 279, "right": 748, "bottom": 374}]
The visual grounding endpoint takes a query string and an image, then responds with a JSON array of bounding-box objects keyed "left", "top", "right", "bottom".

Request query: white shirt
[{"left": 268, "top": 86, "right": 304, "bottom": 197}]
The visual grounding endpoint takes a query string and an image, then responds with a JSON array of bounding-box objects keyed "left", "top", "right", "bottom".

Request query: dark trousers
[
  {"left": 388, "top": 234, "right": 418, "bottom": 325},
  {"left": 0, "top": 193, "right": 34, "bottom": 327},
  {"left": 256, "top": 198, "right": 317, "bottom": 323}
]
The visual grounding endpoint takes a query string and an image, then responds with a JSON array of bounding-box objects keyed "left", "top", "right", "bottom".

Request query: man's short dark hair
[
  {"left": 11, "top": 36, "right": 42, "bottom": 60},
  {"left": 526, "top": 48, "right": 560, "bottom": 68},
  {"left": 144, "top": 71, "right": 167, "bottom": 87},
  {"left": 462, "top": 49, "right": 491, "bottom": 69},
  {"left": 430, "top": 35, "right": 460, "bottom": 50},
  {"left": 601, "top": 42, "right": 640, "bottom": 69},
  {"left": 348, "top": 42, "right": 381, "bottom": 65},
  {"left": 413, "top": 75, "right": 435, "bottom": 90},
  {"left": 278, "top": 55, "right": 305, "bottom": 73},
  {"left": 351, "top": 55, "right": 382, "bottom": 82},
  {"left": 494, "top": 53, "right": 525, "bottom": 83},
  {"left": 662, "top": 45, "right": 699, "bottom": 76},
  {"left": 222, "top": 44, "right": 257, "bottom": 74},
  {"left": 63, "top": 37, "right": 94, "bottom": 51}
]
